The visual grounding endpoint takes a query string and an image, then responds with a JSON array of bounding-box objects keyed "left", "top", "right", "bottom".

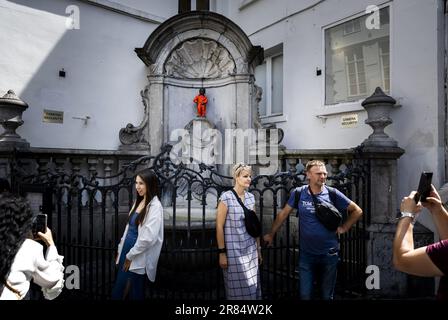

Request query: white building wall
[
  {"left": 0, "top": 0, "right": 174, "bottom": 150},
  {"left": 219, "top": 0, "right": 445, "bottom": 231},
  {"left": 111, "top": 0, "right": 176, "bottom": 18},
  {"left": 1, "top": 0, "right": 445, "bottom": 230}
]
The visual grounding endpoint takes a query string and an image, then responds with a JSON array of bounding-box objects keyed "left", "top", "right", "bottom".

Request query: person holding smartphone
[
  {"left": 393, "top": 185, "right": 448, "bottom": 300},
  {"left": 0, "top": 193, "right": 64, "bottom": 300}
]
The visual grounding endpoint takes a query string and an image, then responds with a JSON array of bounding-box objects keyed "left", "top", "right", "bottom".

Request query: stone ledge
[{"left": 0, "top": 147, "right": 150, "bottom": 157}]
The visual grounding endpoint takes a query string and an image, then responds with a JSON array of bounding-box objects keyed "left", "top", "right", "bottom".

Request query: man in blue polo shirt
[{"left": 264, "top": 160, "right": 363, "bottom": 300}]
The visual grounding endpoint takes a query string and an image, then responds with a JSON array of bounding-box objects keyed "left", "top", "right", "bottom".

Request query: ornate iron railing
[{"left": 10, "top": 144, "right": 369, "bottom": 299}]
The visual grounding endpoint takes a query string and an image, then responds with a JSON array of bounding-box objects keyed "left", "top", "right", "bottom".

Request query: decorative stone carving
[
  {"left": 252, "top": 84, "right": 284, "bottom": 145},
  {"left": 164, "top": 39, "right": 236, "bottom": 79},
  {"left": 361, "top": 87, "right": 397, "bottom": 147},
  {"left": 253, "top": 84, "right": 264, "bottom": 130},
  {"left": 0, "top": 90, "right": 30, "bottom": 150},
  {"left": 119, "top": 86, "right": 150, "bottom": 149}
]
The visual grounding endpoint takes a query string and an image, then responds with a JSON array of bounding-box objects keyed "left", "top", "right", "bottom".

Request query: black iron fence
[{"left": 11, "top": 144, "right": 369, "bottom": 300}]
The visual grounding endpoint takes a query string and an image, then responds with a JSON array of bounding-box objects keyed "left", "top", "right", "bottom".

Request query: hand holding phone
[
  {"left": 414, "top": 172, "right": 433, "bottom": 203},
  {"left": 32, "top": 213, "right": 47, "bottom": 237}
]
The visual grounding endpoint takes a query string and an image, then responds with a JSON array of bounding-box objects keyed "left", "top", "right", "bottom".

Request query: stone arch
[{"left": 135, "top": 11, "right": 262, "bottom": 76}]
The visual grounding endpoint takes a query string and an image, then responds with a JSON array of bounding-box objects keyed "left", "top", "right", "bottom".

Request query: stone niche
[
  {"left": 120, "top": 11, "right": 264, "bottom": 167},
  {"left": 120, "top": 12, "right": 263, "bottom": 206},
  {"left": 118, "top": 12, "right": 264, "bottom": 289}
]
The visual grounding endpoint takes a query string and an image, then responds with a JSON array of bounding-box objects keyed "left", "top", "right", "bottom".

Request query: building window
[
  {"left": 178, "top": 0, "right": 191, "bottom": 13},
  {"left": 255, "top": 51, "right": 283, "bottom": 117},
  {"left": 196, "top": 0, "right": 210, "bottom": 11},
  {"left": 343, "top": 19, "right": 361, "bottom": 35},
  {"left": 325, "top": 6, "right": 390, "bottom": 105},
  {"left": 178, "top": 0, "right": 209, "bottom": 13},
  {"left": 379, "top": 41, "right": 390, "bottom": 92},
  {"left": 345, "top": 47, "right": 367, "bottom": 97}
]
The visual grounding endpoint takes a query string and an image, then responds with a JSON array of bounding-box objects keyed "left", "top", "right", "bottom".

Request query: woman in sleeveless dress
[{"left": 216, "top": 163, "right": 262, "bottom": 299}]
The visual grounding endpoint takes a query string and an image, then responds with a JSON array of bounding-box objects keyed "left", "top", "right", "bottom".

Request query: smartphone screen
[
  {"left": 33, "top": 213, "right": 47, "bottom": 235},
  {"left": 414, "top": 172, "right": 433, "bottom": 203}
]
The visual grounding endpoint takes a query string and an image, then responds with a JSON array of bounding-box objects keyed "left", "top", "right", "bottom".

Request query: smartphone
[
  {"left": 414, "top": 172, "right": 433, "bottom": 203},
  {"left": 32, "top": 213, "right": 47, "bottom": 236}
]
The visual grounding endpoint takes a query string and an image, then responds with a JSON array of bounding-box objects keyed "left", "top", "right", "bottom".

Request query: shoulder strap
[
  {"left": 294, "top": 186, "right": 305, "bottom": 219},
  {"left": 308, "top": 186, "right": 320, "bottom": 208},
  {"left": 293, "top": 186, "right": 303, "bottom": 209},
  {"left": 230, "top": 189, "right": 248, "bottom": 212},
  {"left": 325, "top": 186, "right": 337, "bottom": 205}
]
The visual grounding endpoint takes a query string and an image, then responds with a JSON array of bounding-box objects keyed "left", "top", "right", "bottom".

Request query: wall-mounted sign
[
  {"left": 43, "top": 109, "right": 63, "bottom": 123},
  {"left": 341, "top": 113, "right": 358, "bottom": 128}
]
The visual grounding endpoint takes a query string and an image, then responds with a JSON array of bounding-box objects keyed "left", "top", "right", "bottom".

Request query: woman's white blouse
[
  {"left": 0, "top": 239, "right": 65, "bottom": 300},
  {"left": 116, "top": 196, "right": 164, "bottom": 282}
]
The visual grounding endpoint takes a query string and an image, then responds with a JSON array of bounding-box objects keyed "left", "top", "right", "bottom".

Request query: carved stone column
[
  {"left": 358, "top": 88, "right": 433, "bottom": 297},
  {"left": 103, "top": 158, "right": 115, "bottom": 208},
  {"left": 87, "top": 158, "right": 99, "bottom": 181},
  {"left": 147, "top": 77, "right": 164, "bottom": 155},
  {"left": 37, "top": 158, "right": 50, "bottom": 176}
]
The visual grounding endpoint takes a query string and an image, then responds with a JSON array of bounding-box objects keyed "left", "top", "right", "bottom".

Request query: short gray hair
[{"left": 305, "top": 160, "right": 326, "bottom": 172}]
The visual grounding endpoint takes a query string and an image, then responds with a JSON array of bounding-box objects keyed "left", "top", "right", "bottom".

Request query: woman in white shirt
[
  {"left": 0, "top": 193, "right": 64, "bottom": 300},
  {"left": 111, "top": 169, "right": 164, "bottom": 300}
]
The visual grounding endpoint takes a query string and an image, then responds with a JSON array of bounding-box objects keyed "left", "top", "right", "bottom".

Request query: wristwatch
[{"left": 397, "top": 211, "right": 417, "bottom": 224}]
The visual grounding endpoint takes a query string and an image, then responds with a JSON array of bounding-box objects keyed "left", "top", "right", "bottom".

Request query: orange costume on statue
[{"left": 193, "top": 88, "right": 208, "bottom": 117}]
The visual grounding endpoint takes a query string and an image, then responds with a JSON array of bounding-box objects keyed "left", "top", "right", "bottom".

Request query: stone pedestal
[
  {"left": 359, "top": 88, "right": 433, "bottom": 297},
  {"left": 366, "top": 222, "right": 434, "bottom": 298},
  {"left": 183, "top": 117, "right": 219, "bottom": 165}
]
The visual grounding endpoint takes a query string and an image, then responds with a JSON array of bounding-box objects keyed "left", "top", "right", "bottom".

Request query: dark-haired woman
[
  {"left": 111, "top": 169, "right": 164, "bottom": 300},
  {"left": 0, "top": 193, "right": 64, "bottom": 300}
]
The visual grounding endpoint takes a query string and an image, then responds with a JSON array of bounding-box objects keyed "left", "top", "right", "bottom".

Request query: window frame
[
  {"left": 379, "top": 41, "right": 390, "bottom": 92},
  {"left": 343, "top": 18, "right": 361, "bottom": 36},
  {"left": 345, "top": 48, "right": 367, "bottom": 98},
  {"left": 178, "top": 0, "right": 210, "bottom": 13},
  {"left": 265, "top": 52, "right": 283, "bottom": 117},
  {"left": 320, "top": 3, "right": 392, "bottom": 114},
  {"left": 256, "top": 50, "right": 284, "bottom": 121}
]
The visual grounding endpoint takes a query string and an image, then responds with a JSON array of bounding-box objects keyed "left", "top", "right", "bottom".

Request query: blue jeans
[{"left": 298, "top": 248, "right": 339, "bottom": 300}]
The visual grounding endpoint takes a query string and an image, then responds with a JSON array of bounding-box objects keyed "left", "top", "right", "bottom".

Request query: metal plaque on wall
[
  {"left": 43, "top": 109, "right": 63, "bottom": 123},
  {"left": 341, "top": 113, "right": 358, "bottom": 128}
]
